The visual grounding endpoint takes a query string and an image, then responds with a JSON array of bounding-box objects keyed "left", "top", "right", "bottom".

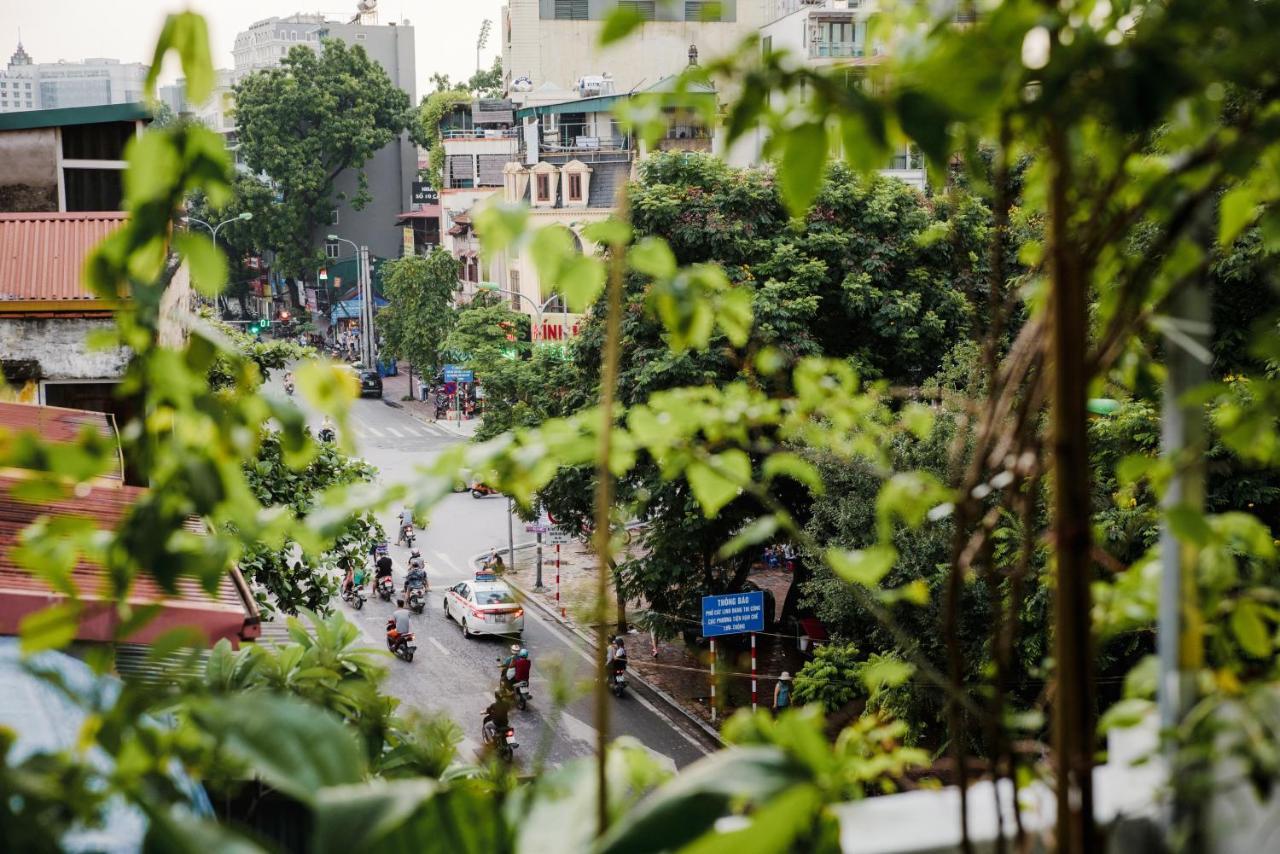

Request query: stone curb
[{"left": 469, "top": 547, "right": 725, "bottom": 751}]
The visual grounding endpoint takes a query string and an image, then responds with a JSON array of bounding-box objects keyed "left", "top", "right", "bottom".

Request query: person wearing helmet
[
  {"left": 499, "top": 643, "right": 521, "bottom": 691},
  {"left": 404, "top": 549, "right": 427, "bottom": 593},
  {"left": 512, "top": 647, "right": 532, "bottom": 685}
]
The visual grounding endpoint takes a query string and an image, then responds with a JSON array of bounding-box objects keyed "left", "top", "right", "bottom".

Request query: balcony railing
[
  {"left": 441, "top": 127, "right": 518, "bottom": 140},
  {"left": 532, "top": 122, "right": 630, "bottom": 154},
  {"left": 809, "top": 41, "right": 868, "bottom": 59}
]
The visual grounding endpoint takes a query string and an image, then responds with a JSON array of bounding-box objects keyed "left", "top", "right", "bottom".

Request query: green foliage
[
  {"left": 375, "top": 250, "right": 461, "bottom": 376},
  {"left": 415, "top": 89, "right": 472, "bottom": 189},
  {"left": 793, "top": 642, "right": 863, "bottom": 713},
  {"left": 205, "top": 313, "right": 313, "bottom": 391},
  {"left": 234, "top": 39, "right": 411, "bottom": 275},
  {"left": 441, "top": 293, "right": 531, "bottom": 382}
]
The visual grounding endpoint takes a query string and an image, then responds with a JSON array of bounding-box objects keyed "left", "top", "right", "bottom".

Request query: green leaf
[
  {"left": 142, "top": 810, "right": 268, "bottom": 854},
  {"left": 581, "top": 218, "right": 632, "bottom": 246},
  {"left": 1099, "top": 698, "right": 1155, "bottom": 734},
  {"left": 778, "top": 122, "right": 828, "bottom": 217},
  {"left": 597, "top": 747, "right": 810, "bottom": 854},
  {"left": 900, "top": 403, "right": 935, "bottom": 440},
  {"left": 473, "top": 202, "right": 529, "bottom": 258},
  {"left": 146, "top": 13, "right": 215, "bottom": 103},
  {"left": 19, "top": 601, "right": 82, "bottom": 655},
  {"left": 557, "top": 255, "right": 606, "bottom": 312},
  {"left": 716, "top": 288, "right": 754, "bottom": 348},
  {"left": 894, "top": 89, "right": 949, "bottom": 166},
  {"left": 1219, "top": 184, "right": 1259, "bottom": 247},
  {"left": 174, "top": 232, "right": 228, "bottom": 297},
  {"left": 600, "top": 7, "right": 644, "bottom": 46},
  {"left": 124, "top": 132, "right": 182, "bottom": 208},
  {"left": 719, "top": 516, "right": 781, "bottom": 558},
  {"left": 762, "top": 452, "right": 824, "bottom": 495},
  {"left": 189, "top": 693, "right": 367, "bottom": 803},
  {"left": 311, "top": 779, "right": 441, "bottom": 854},
  {"left": 827, "top": 544, "right": 898, "bottom": 587},
  {"left": 686, "top": 449, "right": 751, "bottom": 518},
  {"left": 1167, "top": 504, "right": 1213, "bottom": 547},
  {"left": 629, "top": 237, "right": 677, "bottom": 279},
  {"left": 1231, "top": 600, "right": 1272, "bottom": 659}
]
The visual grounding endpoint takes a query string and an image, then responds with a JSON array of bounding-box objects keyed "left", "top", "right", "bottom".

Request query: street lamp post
[
  {"left": 329, "top": 234, "right": 376, "bottom": 368},
  {"left": 475, "top": 284, "right": 566, "bottom": 342},
  {"left": 184, "top": 212, "right": 253, "bottom": 314}
]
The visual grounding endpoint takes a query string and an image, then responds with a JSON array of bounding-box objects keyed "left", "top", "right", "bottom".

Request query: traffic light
[{"left": 280, "top": 310, "right": 290, "bottom": 321}]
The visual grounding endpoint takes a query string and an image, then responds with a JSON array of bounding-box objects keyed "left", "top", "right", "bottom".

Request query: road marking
[
  {"left": 401, "top": 425, "right": 421, "bottom": 437},
  {"left": 428, "top": 636, "right": 450, "bottom": 656},
  {"left": 520, "top": 607, "right": 709, "bottom": 755},
  {"left": 432, "top": 551, "right": 462, "bottom": 572},
  {"left": 386, "top": 427, "right": 404, "bottom": 438},
  {"left": 365, "top": 426, "right": 384, "bottom": 438}
]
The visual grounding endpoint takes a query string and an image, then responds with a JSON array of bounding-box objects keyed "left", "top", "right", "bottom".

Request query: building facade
[
  {"left": 502, "top": 1, "right": 764, "bottom": 95},
  {"left": 0, "top": 42, "right": 148, "bottom": 114}
]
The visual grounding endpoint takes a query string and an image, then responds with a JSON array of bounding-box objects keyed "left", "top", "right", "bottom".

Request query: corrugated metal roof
[
  {"left": 0, "top": 102, "right": 151, "bottom": 132},
  {"left": 0, "top": 472, "right": 260, "bottom": 646},
  {"left": 0, "top": 401, "right": 124, "bottom": 482},
  {"left": 0, "top": 211, "right": 128, "bottom": 303}
]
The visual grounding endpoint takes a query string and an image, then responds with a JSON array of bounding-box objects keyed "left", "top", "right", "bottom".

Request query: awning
[
  {"left": 0, "top": 401, "right": 123, "bottom": 483},
  {"left": 332, "top": 296, "right": 389, "bottom": 318},
  {"left": 396, "top": 205, "right": 441, "bottom": 221},
  {"left": 0, "top": 471, "right": 260, "bottom": 646}
]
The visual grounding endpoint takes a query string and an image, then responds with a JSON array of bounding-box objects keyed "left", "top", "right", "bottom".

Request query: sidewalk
[
  {"left": 378, "top": 362, "right": 480, "bottom": 439},
  {"left": 499, "top": 539, "right": 806, "bottom": 730}
]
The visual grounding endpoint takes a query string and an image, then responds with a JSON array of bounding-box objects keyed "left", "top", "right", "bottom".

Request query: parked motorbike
[
  {"left": 376, "top": 574, "right": 395, "bottom": 602},
  {"left": 609, "top": 664, "right": 628, "bottom": 698},
  {"left": 386, "top": 622, "right": 417, "bottom": 662},
  {"left": 482, "top": 718, "right": 517, "bottom": 762},
  {"left": 407, "top": 586, "right": 426, "bottom": 614},
  {"left": 470, "top": 482, "right": 498, "bottom": 499},
  {"left": 341, "top": 583, "right": 365, "bottom": 610}
]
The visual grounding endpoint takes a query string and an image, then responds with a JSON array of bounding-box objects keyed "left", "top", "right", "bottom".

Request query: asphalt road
[{"left": 272, "top": 374, "right": 710, "bottom": 770}]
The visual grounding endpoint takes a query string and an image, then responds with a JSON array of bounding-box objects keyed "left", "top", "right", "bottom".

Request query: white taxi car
[{"left": 443, "top": 574, "right": 525, "bottom": 639}]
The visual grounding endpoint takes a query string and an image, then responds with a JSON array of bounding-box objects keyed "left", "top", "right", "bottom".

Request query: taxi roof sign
[{"left": 474, "top": 570, "right": 499, "bottom": 582}]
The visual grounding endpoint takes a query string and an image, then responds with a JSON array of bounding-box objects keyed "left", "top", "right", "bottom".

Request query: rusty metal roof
[
  {"left": 0, "top": 472, "right": 260, "bottom": 646},
  {"left": 0, "top": 211, "right": 127, "bottom": 304},
  {"left": 0, "top": 400, "right": 124, "bottom": 482}
]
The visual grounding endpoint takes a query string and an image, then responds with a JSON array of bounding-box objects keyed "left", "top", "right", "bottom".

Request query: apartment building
[
  {"left": 0, "top": 41, "right": 148, "bottom": 114},
  {"left": 502, "top": 1, "right": 765, "bottom": 95}
]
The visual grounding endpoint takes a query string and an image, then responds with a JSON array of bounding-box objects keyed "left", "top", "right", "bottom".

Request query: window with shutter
[
  {"left": 553, "top": 0, "right": 589, "bottom": 20},
  {"left": 568, "top": 173, "right": 583, "bottom": 201},
  {"left": 618, "top": 1, "right": 656, "bottom": 22},
  {"left": 685, "top": 1, "right": 723, "bottom": 21}
]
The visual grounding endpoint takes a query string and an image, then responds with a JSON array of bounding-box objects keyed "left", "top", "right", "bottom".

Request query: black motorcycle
[
  {"left": 482, "top": 717, "right": 517, "bottom": 762},
  {"left": 399, "top": 524, "right": 415, "bottom": 548},
  {"left": 375, "top": 575, "right": 395, "bottom": 602},
  {"left": 609, "top": 662, "right": 628, "bottom": 698},
  {"left": 407, "top": 586, "right": 426, "bottom": 614},
  {"left": 318, "top": 427, "right": 336, "bottom": 443}
]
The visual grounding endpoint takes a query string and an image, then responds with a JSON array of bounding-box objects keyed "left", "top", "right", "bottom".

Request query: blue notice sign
[
  {"left": 442, "top": 364, "right": 474, "bottom": 383},
  {"left": 701, "top": 591, "right": 765, "bottom": 638}
]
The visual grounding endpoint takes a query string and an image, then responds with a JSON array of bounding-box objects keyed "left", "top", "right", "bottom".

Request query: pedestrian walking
[{"left": 773, "top": 671, "right": 792, "bottom": 713}]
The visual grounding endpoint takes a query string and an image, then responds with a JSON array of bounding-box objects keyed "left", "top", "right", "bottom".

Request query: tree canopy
[
  {"left": 234, "top": 38, "right": 410, "bottom": 275},
  {"left": 374, "top": 250, "right": 461, "bottom": 378}
]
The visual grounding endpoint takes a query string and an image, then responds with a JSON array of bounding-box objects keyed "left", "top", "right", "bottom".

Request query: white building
[
  {"left": 0, "top": 42, "right": 148, "bottom": 114},
  {"left": 759, "top": 0, "right": 925, "bottom": 188},
  {"left": 502, "top": 1, "right": 765, "bottom": 96},
  {"left": 231, "top": 13, "right": 328, "bottom": 80}
]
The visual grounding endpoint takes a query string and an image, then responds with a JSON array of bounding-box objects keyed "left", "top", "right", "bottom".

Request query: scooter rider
[
  {"left": 484, "top": 689, "right": 511, "bottom": 733},
  {"left": 397, "top": 505, "right": 415, "bottom": 545},
  {"left": 404, "top": 550, "right": 428, "bottom": 594},
  {"left": 512, "top": 648, "right": 532, "bottom": 685},
  {"left": 374, "top": 549, "right": 394, "bottom": 591},
  {"left": 387, "top": 598, "right": 412, "bottom": 644},
  {"left": 499, "top": 643, "right": 521, "bottom": 691},
  {"left": 606, "top": 636, "right": 628, "bottom": 678}
]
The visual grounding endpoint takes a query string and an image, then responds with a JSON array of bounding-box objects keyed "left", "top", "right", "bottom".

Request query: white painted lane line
[
  {"left": 519, "top": 607, "right": 709, "bottom": 754},
  {"left": 401, "top": 426, "right": 421, "bottom": 437},
  {"left": 432, "top": 551, "right": 462, "bottom": 573},
  {"left": 428, "top": 636, "right": 450, "bottom": 656},
  {"left": 365, "top": 426, "right": 384, "bottom": 438},
  {"left": 386, "top": 427, "right": 404, "bottom": 438}
]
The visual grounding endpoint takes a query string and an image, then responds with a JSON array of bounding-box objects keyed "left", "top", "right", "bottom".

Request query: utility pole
[
  {"left": 476, "top": 18, "right": 491, "bottom": 74},
  {"left": 359, "top": 244, "right": 376, "bottom": 368}
]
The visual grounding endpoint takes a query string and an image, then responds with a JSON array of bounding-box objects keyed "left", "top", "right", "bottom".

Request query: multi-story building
[
  {"left": 228, "top": 11, "right": 417, "bottom": 269},
  {"left": 759, "top": 0, "right": 925, "bottom": 187},
  {"left": 0, "top": 41, "right": 148, "bottom": 114},
  {"left": 502, "top": 1, "right": 765, "bottom": 95}
]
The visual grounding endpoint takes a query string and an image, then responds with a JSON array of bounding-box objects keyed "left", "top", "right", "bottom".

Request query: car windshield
[{"left": 476, "top": 587, "right": 516, "bottom": 605}]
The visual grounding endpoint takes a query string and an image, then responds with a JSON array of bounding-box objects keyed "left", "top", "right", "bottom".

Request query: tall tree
[
  {"left": 375, "top": 250, "right": 461, "bottom": 379},
  {"left": 234, "top": 39, "right": 410, "bottom": 275}
]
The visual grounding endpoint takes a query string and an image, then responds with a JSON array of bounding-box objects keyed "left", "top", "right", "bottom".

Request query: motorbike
[
  {"left": 609, "top": 663, "right": 628, "bottom": 698},
  {"left": 470, "top": 482, "right": 498, "bottom": 499},
  {"left": 407, "top": 585, "right": 426, "bottom": 614},
  {"left": 399, "top": 524, "right": 415, "bottom": 548},
  {"left": 386, "top": 623, "right": 417, "bottom": 662},
  {"left": 341, "top": 583, "right": 365, "bottom": 610},
  {"left": 375, "top": 574, "right": 395, "bottom": 602},
  {"left": 284, "top": 382, "right": 295, "bottom": 396},
  {"left": 318, "top": 427, "right": 336, "bottom": 443},
  {"left": 482, "top": 717, "right": 517, "bottom": 762},
  {"left": 496, "top": 658, "right": 533, "bottom": 710},
  {"left": 513, "top": 680, "right": 532, "bottom": 710}
]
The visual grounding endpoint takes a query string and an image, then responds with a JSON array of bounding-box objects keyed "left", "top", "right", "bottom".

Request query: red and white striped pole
[
  {"left": 556, "top": 543, "right": 563, "bottom": 618},
  {"left": 710, "top": 638, "right": 717, "bottom": 723},
  {"left": 751, "top": 632, "right": 758, "bottom": 713}
]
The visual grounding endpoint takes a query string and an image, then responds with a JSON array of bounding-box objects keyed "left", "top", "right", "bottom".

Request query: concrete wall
[
  {"left": 505, "top": 0, "right": 764, "bottom": 93},
  {"left": 0, "top": 317, "right": 128, "bottom": 381},
  {"left": 0, "top": 128, "right": 58, "bottom": 212}
]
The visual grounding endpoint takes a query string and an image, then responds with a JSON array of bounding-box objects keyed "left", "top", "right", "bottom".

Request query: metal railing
[
  {"left": 809, "top": 41, "right": 868, "bottom": 59},
  {"left": 441, "top": 127, "right": 518, "bottom": 140}
]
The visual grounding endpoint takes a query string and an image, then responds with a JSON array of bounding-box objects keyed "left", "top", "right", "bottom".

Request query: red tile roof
[
  {"left": 0, "top": 211, "right": 127, "bottom": 305},
  {"left": 0, "top": 401, "right": 123, "bottom": 482},
  {"left": 0, "top": 471, "right": 260, "bottom": 647}
]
